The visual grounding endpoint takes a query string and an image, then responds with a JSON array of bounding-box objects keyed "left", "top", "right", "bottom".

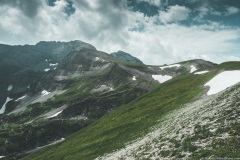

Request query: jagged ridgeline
[{"left": 0, "top": 40, "right": 239, "bottom": 160}]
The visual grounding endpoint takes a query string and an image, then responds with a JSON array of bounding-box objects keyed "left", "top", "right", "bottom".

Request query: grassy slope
[
  {"left": 1, "top": 58, "right": 160, "bottom": 158},
  {"left": 23, "top": 71, "right": 217, "bottom": 160},
  {"left": 23, "top": 62, "right": 240, "bottom": 160}
]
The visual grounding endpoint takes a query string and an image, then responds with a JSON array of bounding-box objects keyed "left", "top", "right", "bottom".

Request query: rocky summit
[{"left": 111, "top": 50, "right": 144, "bottom": 64}]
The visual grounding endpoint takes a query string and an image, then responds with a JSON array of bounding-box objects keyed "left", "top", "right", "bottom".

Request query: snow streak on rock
[
  {"left": 194, "top": 71, "right": 209, "bottom": 75},
  {"left": 190, "top": 65, "right": 197, "bottom": 73},
  {"left": 160, "top": 64, "right": 181, "bottom": 70},
  {"left": 0, "top": 97, "right": 13, "bottom": 114},
  {"left": 152, "top": 75, "right": 172, "bottom": 83}
]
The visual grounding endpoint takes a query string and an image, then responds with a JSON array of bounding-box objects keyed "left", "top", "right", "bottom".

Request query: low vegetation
[{"left": 23, "top": 69, "right": 218, "bottom": 160}]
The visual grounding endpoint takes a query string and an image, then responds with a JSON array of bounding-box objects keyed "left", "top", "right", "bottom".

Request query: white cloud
[
  {"left": 0, "top": 0, "right": 239, "bottom": 65},
  {"left": 159, "top": 5, "right": 190, "bottom": 24},
  {"left": 225, "top": 6, "right": 240, "bottom": 16},
  {"left": 124, "top": 23, "right": 240, "bottom": 65},
  {"left": 197, "top": 7, "right": 222, "bottom": 20}
]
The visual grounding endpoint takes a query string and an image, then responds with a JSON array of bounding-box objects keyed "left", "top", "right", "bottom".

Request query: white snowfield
[
  {"left": 205, "top": 70, "right": 240, "bottom": 95},
  {"left": 44, "top": 68, "right": 51, "bottom": 72},
  {"left": 0, "top": 97, "right": 13, "bottom": 114},
  {"left": 160, "top": 64, "right": 181, "bottom": 70},
  {"left": 132, "top": 76, "right": 136, "bottom": 81},
  {"left": 91, "top": 85, "right": 114, "bottom": 93},
  {"left": 50, "top": 63, "right": 58, "bottom": 66},
  {"left": 0, "top": 156, "right": 5, "bottom": 159},
  {"left": 41, "top": 90, "right": 51, "bottom": 96},
  {"left": 194, "top": 71, "right": 209, "bottom": 75},
  {"left": 190, "top": 65, "right": 197, "bottom": 73},
  {"left": 15, "top": 95, "right": 27, "bottom": 101},
  {"left": 43, "top": 105, "right": 68, "bottom": 119},
  {"left": 7, "top": 85, "right": 13, "bottom": 91},
  {"left": 47, "top": 110, "right": 63, "bottom": 118},
  {"left": 152, "top": 75, "right": 172, "bottom": 83}
]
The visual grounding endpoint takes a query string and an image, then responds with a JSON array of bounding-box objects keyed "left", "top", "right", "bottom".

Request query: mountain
[
  {"left": 0, "top": 40, "right": 95, "bottom": 109},
  {"left": 22, "top": 61, "right": 240, "bottom": 160},
  {"left": 111, "top": 50, "right": 144, "bottom": 64},
  {"left": 0, "top": 41, "right": 160, "bottom": 158},
  {"left": 0, "top": 40, "right": 239, "bottom": 160}
]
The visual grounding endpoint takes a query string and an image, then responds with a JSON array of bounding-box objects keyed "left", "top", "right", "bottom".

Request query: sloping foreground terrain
[
  {"left": 0, "top": 41, "right": 218, "bottom": 159},
  {"left": 21, "top": 62, "right": 240, "bottom": 160}
]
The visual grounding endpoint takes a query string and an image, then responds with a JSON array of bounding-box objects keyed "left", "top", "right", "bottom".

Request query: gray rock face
[
  {"left": 111, "top": 50, "right": 144, "bottom": 64},
  {"left": 35, "top": 40, "right": 96, "bottom": 61},
  {"left": 0, "top": 40, "right": 96, "bottom": 107}
]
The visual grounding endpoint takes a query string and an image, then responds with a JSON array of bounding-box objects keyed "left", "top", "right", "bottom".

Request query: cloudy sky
[{"left": 0, "top": 0, "right": 240, "bottom": 65}]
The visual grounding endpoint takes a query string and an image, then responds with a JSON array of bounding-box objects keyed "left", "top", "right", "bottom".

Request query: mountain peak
[
  {"left": 111, "top": 50, "right": 144, "bottom": 64},
  {"left": 36, "top": 40, "right": 96, "bottom": 51}
]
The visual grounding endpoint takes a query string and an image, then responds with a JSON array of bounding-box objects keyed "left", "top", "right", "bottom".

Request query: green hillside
[{"left": 22, "top": 64, "right": 228, "bottom": 160}]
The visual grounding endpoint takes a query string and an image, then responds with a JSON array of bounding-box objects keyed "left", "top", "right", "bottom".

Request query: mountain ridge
[
  {"left": 0, "top": 40, "right": 239, "bottom": 160},
  {"left": 111, "top": 50, "right": 144, "bottom": 64}
]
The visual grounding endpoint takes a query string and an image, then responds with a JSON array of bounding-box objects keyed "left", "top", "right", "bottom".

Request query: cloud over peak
[{"left": 0, "top": 0, "right": 239, "bottom": 65}]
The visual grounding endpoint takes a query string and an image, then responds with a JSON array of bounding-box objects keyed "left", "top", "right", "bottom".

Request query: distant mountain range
[{"left": 0, "top": 40, "right": 239, "bottom": 160}]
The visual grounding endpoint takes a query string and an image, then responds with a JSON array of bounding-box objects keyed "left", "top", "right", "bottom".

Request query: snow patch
[
  {"left": 26, "top": 138, "right": 65, "bottom": 153},
  {"left": 0, "top": 97, "right": 13, "bottom": 114},
  {"left": 7, "top": 85, "right": 13, "bottom": 91},
  {"left": 194, "top": 71, "right": 209, "bottom": 75},
  {"left": 152, "top": 75, "right": 172, "bottom": 83},
  {"left": 44, "top": 68, "right": 50, "bottom": 72},
  {"left": 91, "top": 85, "right": 114, "bottom": 93},
  {"left": 132, "top": 76, "right": 136, "bottom": 81},
  {"left": 160, "top": 64, "right": 181, "bottom": 70},
  {"left": 190, "top": 65, "right": 197, "bottom": 73},
  {"left": 95, "top": 57, "right": 100, "bottom": 61},
  {"left": 41, "top": 90, "right": 51, "bottom": 96},
  {"left": 204, "top": 70, "right": 240, "bottom": 95},
  {"left": 0, "top": 156, "right": 5, "bottom": 159},
  {"left": 50, "top": 63, "right": 58, "bottom": 66},
  {"left": 15, "top": 95, "right": 26, "bottom": 101},
  {"left": 43, "top": 105, "right": 68, "bottom": 119},
  {"left": 47, "top": 110, "right": 63, "bottom": 118}
]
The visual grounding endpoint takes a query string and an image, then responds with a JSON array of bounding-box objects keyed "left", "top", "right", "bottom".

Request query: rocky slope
[
  {"left": 0, "top": 40, "right": 96, "bottom": 108},
  {"left": 0, "top": 40, "right": 238, "bottom": 160},
  {"left": 111, "top": 50, "right": 144, "bottom": 64}
]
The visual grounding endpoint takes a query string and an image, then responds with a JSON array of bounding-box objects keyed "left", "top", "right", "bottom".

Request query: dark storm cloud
[
  {"left": 72, "top": 0, "right": 127, "bottom": 21},
  {"left": 71, "top": 0, "right": 129, "bottom": 37},
  {"left": 96, "top": 0, "right": 128, "bottom": 29},
  {"left": 0, "top": 0, "right": 42, "bottom": 18}
]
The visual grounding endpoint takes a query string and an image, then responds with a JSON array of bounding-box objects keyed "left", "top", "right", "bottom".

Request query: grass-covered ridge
[{"left": 23, "top": 69, "right": 218, "bottom": 160}]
